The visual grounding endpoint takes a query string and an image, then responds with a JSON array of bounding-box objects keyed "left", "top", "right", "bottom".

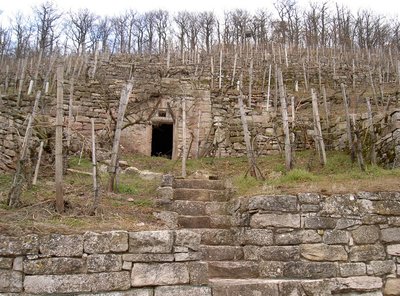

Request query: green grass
[
  {"left": 117, "top": 183, "right": 138, "bottom": 194},
  {"left": 272, "top": 169, "right": 319, "bottom": 185}
]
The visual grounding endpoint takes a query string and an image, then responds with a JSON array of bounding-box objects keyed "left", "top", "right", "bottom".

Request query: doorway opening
[{"left": 151, "top": 124, "right": 173, "bottom": 159}]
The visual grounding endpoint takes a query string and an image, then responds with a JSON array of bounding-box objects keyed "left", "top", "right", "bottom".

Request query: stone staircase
[
  {"left": 157, "top": 177, "right": 395, "bottom": 295},
  {"left": 157, "top": 177, "right": 329, "bottom": 295}
]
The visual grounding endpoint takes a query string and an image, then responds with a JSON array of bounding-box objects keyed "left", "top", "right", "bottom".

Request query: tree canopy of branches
[{"left": 2, "top": 0, "right": 400, "bottom": 57}]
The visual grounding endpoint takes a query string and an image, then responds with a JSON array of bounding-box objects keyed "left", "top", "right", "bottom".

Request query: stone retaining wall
[
  {"left": 230, "top": 191, "right": 400, "bottom": 295},
  {"left": 0, "top": 230, "right": 211, "bottom": 295}
]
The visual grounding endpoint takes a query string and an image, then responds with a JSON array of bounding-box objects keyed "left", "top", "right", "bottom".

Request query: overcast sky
[{"left": 1, "top": 0, "right": 399, "bottom": 23}]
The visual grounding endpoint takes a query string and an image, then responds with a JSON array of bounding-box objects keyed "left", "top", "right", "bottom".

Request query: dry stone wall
[{"left": 0, "top": 230, "right": 211, "bottom": 295}]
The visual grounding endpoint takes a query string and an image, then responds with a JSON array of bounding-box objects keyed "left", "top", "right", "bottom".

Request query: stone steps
[
  {"left": 190, "top": 228, "right": 235, "bottom": 245},
  {"left": 168, "top": 200, "right": 229, "bottom": 216},
  {"left": 209, "top": 278, "right": 331, "bottom": 296},
  {"left": 174, "top": 188, "right": 230, "bottom": 202},
  {"left": 177, "top": 215, "right": 232, "bottom": 229},
  {"left": 173, "top": 179, "right": 226, "bottom": 190},
  {"left": 201, "top": 245, "right": 243, "bottom": 261}
]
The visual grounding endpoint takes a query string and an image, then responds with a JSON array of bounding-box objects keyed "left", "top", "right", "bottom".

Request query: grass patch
[
  {"left": 117, "top": 183, "right": 138, "bottom": 194},
  {"left": 272, "top": 169, "right": 318, "bottom": 185},
  {"left": 132, "top": 199, "right": 153, "bottom": 207},
  {"left": 233, "top": 175, "right": 264, "bottom": 196}
]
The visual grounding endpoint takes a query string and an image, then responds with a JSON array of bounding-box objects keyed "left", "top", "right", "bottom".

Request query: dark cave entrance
[{"left": 151, "top": 123, "right": 173, "bottom": 159}]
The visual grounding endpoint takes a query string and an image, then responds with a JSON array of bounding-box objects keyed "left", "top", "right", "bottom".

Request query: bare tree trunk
[
  {"left": 32, "top": 141, "right": 44, "bottom": 185},
  {"left": 369, "top": 67, "right": 379, "bottom": 111},
  {"left": 352, "top": 115, "right": 365, "bottom": 171},
  {"left": 108, "top": 81, "right": 134, "bottom": 192},
  {"left": 341, "top": 83, "right": 356, "bottom": 163},
  {"left": 8, "top": 91, "right": 41, "bottom": 207},
  {"left": 17, "top": 58, "right": 27, "bottom": 107},
  {"left": 278, "top": 68, "right": 292, "bottom": 171},
  {"left": 322, "top": 85, "right": 330, "bottom": 129},
  {"left": 248, "top": 57, "right": 253, "bottom": 107},
  {"left": 210, "top": 56, "right": 214, "bottom": 90},
  {"left": 266, "top": 64, "right": 272, "bottom": 112},
  {"left": 303, "top": 61, "right": 309, "bottom": 91},
  {"left": 311, "top": 89, "right": 327, "bottom": 166},
  {"left": 55, "top": 65, "right": 64, "bottom": 213},
  {"left": 218, "top": 48, "right": 223, "bottom": 89},
  {"left": 182, "top": 97, "right": 187, "bottom": 178},
  {"left": 90, "top": 118, "right": 99, "bottom": 214}
]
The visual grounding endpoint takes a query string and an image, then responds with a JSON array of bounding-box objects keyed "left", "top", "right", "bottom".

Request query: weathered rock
[
  {"left": 13, "top": 257, "right": 23, "bottom": 271},
  {"left": 123, "top": 253, "right": 174, "bottom": 262},
  {"left": 367, "top": 260, "right": 396, "bottom": 276},
  {"left": 276, "top": 230, "right": 321, "bottom": 245},
  {"left": 259, "top": 261, "right": 284, "bottom": 278},
  {"left": 258, "top": 246, "right": 300, "bottom": 261},
  {"left": 80, "top": 289, "right": 154, "bottom": 296},
  {"left": 349, "top": 245, "right": 386, "bottom": 261},
  {"left": 323, "top": 230, "right": 349, "bottom": 244},
  {"left": 40, "top": 234, "right": 83, "bottom": 257},
  {"left": 131, "top": 263, "right": 189, "bottom": 286},
  {"left": 205, "top": 202, "right": 228, "bottom": 215},
  {"left": 24, "top": 272, "right": 131, "bottom": 294},
  {"left": 210, "top": 279, "right": 279, "bottom": 296},
  {"left": 0, "top": 257, "right": 13, "bottom": 269},
  {"left": 283, "top": 262, "right": 337, "bottom": 279},
  {"left": 174, "top": 251, "right": 202, "bottom": 261},
  {"left": 23, "top": 258, "right": 85, "bottom": 275},
  {"left": 373, "top": 200, "right": 400, "bottom": 215},
  {"left": 154, "top": 286, "right": 212, "bottom": 296},
  {"left": 0, "top": 235, "right": 39, "bottom": 256},
  {"left": 301, "top": 244, "right": 348, "bottom": 261},
  {"left": 298, "top": 193, "right": 321, "bottom": 204},
  {"left": 336, "top": 218, "right": 362, "bottom": 230},
  {"left": 188, "top": 261, "right": 208, "bottom": 285},
  {"left": 381, "top": 228, "right": 400, "bottom": 243},
  {"left": 208, "top": 261, "right": 259, "bottom": 279},
  {"left": 87, "top": 254, "right": 122, "bottom": 272},
  {"left": 236, "top": 229, "right": 273, "bottom": 246},
  {"left": 279, "top": 279, "right": 332, "bottom": 296},
  {"left": 250, "top": 213, "right": 300, "bottom": 228},
  {"left": 84, "top": 231, "right": 129, "bottom": 254},
  {"left": 384, "top": 278, "right": 400, "bottom": 295},
  {"left": 175, "top": 230, "right": 201, "bottom": 251},
  {"left": 351, "top": 226, "right": 380, "bottom": 244},
  {"left": 197, "top": 229, "right": 234, "bottom": 245},
  {"left": 129, "top": 231, "right": 173, "bottom": 253},
  {"left": 304, "top": 217, "right": 337, "bottom": 229},
  {"left": 202, "top": 246, "right": 243, "bottom": 261},
  {"left": 330, "top": 276, "right": 382, "bottom": 293},
  {"left": 248, "top": 195, "right": 298, "bottom": 212},
  {"left": 387, "top": 244, "right": 400, "bottom": 256},
  {"left": 340, "top": 263, "right": 366, "bottom": 277},
  {"left": 0, "top": 270, "right": 22, "bottom": 292}
]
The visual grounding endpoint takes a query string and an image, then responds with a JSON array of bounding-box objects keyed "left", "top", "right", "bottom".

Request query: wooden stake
[
  {"left": 91, "top": 118, "right": 99, "bottom": 214},
  {"left": 278, "top": 68, "right": 292, "bottom": 171},
  {"left": 108, "top": 81, "right": 134, "bottom": 192},
  {"left": 303, "top": 61, "right": 308, "bottom": 91},
  {"left": 231, "top": 52, "right": 237, "bottom": 86},
  {"left": 55, "top": 65, "right": 64, "bottom": 213},
  {"left": 341, "top": 83, "right": 356, "bottom": 163},
  {"left": 218, "top": 48, "right": 223, "bottom": 89},
  {"left": 311, "top": 89, "right": 327, "bottom": 166},
  {"left": 182, "top": 97, "right": 187, "bottom": 178},
  {"left": 16, "top": 58, "right": 27, "bottom": 107},
  {"left": 32, "top": 141, "right": 44, "bottom": 185},
  {"left": 266, "top": 64, "right": 272, "bottom": 112},
  {"left": 248, "top": 57, "right": 253, "bottom": 107}
]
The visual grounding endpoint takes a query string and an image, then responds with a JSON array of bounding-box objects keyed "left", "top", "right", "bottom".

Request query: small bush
[{"left": 117, "top": 183, "right": 138, "bottom": 194}]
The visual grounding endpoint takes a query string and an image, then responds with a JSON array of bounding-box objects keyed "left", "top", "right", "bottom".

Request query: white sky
[{"left": 0, "top": 0, "right": 399, "bottom": 24}]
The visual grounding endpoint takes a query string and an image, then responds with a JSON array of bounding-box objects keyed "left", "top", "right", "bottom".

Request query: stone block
[
  {"left": 154, "top": 286, "right": 212, "bottom": 296},
  {"left": 237, "top": 229, "right": 273, "bottom": 246},
  {"left": 208, "top": 261, "right": 259, "bottom": 279},
  {"left": 0, "top": 257, "right": 13, "bottom": 269},
  {"left": 259, "top": 246, "right": 300, "bottom": 261},
  {"left": 367, "top": 260, "right": 396, "bottom": 276},
  {"left": 330, "top": 276, "right": 382, "bottom": 293},
  {"left": 205, "top": 202, "right": 228, "bottom": 215},
  {"left": 259, "top": 261, "right": 284, "bottom": 278},
  {"left": 122, "top": 254, "right": 174, "bottom": 262},
  {"left": 279, "top": 279, "right": 331, "bottom": 296},
  {"left": 87, "top": 254, "right": 122, "bottom": 273},
  {"left": 0, "top": 235, "right": 39, "bottom": 256},
  {"left": 174, "top": 252, "right": 202, "bottom": 261},
  {"left": 373, "top": 200, "right": 400, "bottom": 215},
  {"left": 210, "top": 279, "right": 279, "bottom": 296},
  {"left": 301, "top": 244, "right": 348, "bottom": 261},
  {"left": 323, "top": 230, "right": 349, "bottom": 244},
  {"left": 340, "top": 263, "right": 366, "bottom": 277},
  {"left": 175, "top": 230, "right": 201, "bottom": 251},
  {"left": 349, "top": 245, "right": 386, "bottom": 262},
  {"left": 304, "top": 217, "right": 337, "bottom": 229},
  {"left": 387, "top": 244, "right": 400, "bottom": 256},
  {"left": 84, "top": 231, "right": 129, "bottom": 254},
  {"left": 298, "top": 193, "right": 321, "bottom": 204},
  {"left": 384, "top": 278, "right": 400, "bottom": 295},
  {"left": 202, "top": 246, "right": 243, "bottom": 261},
  {"left": 276, "top": 230, "right": 321, "bottom": 245},
  {"left": 249, "top": 195, "right": 298, "bottom": 212},
  {"left": 210, "top": 215, "right": 233, "bottom": 228},
  {"left": 24, "top": 257, "right": 85, "bottom": 275},
  {"left": 250, "top": 213, "right": 300, "bottom": 228},
  {"left": 12, "top": 257, "right": 23, "bottom": 271},
  {"left": 336, "top": 218, "right": 362, "bottom": 230},
  {"left": 79, "top": 289, "right": 154, "bottom": 296},
  {"left": 129, "top": 231, "right": 173, "bottom": 253},
  {"left": 131, "top": 263, "right": 189, "bottom": 286},
  {"left": 24, "top": 272, "right": 130, "bottom": 294},
  {"left": 381, "top": 228, "right": 400, "bottom": 243},
  {"left": 351, "top": 226, "right": 380, "bottom": 244},
  {"left": 122, "top": 261, "right": 133, "bottom": 270},
  {"left": 283, "top": 262, "right": 337, "bottom": 279},
  {"left": 0, "top": 270, "right": 22, "bottom": 292},
  {"left": 40, "top": 234, "right": 83, "bottom": 257},
  {"left": 188, "top": 261, "right": 208, "bottom": 285}
]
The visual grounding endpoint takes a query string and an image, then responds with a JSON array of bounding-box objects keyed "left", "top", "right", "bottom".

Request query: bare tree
[
  {"left": 12, "top": 12, "right": 33, "bottom": 58},
  {"left": 154, "top": 10, "right": 169, "bottom": 53},
  {"left": 199, "top": 11, "right": 216, "bottom": 53},
  {"left": 68, "top": 8, "right": 97, "bottom": 54}
]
